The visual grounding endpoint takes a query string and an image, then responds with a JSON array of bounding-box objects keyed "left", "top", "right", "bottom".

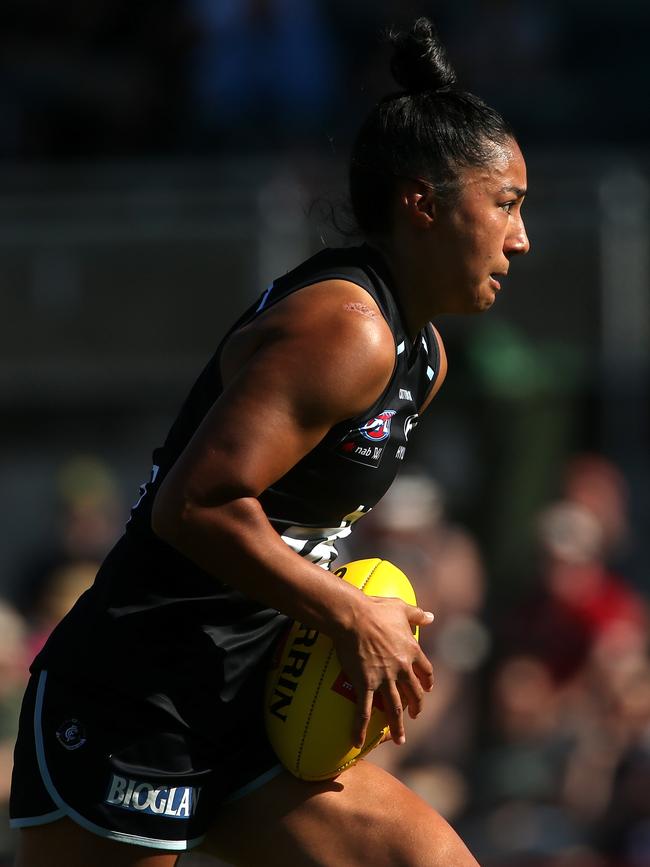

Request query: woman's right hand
[{"left": 331, "top": 596, "right": 435, "bottom": 748}]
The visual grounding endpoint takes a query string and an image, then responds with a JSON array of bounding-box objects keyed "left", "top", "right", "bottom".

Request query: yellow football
[{"left": 264, "top": 558, "right": 419, "bottom": 781}]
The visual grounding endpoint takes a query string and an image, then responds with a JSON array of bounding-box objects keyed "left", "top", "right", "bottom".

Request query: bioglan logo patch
[{"left": 105, "top": 774, "right": 201, "bottom": 820}]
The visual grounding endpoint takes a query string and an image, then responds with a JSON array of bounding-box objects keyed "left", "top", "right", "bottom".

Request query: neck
[{"left": 366, "top": 237, "right": 436, "bottom": 340}]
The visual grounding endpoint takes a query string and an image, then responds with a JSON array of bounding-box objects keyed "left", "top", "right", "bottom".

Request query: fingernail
[{"left": 397, "top": 735, "right": 405, "bottom": 745}]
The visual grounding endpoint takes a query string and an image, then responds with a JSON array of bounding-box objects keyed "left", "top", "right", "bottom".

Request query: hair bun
[{"left": 389, "top": 17, "right": 457, "bottom": 93}]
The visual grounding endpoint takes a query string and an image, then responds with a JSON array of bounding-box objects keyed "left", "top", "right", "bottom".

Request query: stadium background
[{"left": 0, "top": 2, "right": 649, "bottom": 865}]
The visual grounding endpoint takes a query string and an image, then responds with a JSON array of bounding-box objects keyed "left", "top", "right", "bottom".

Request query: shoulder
[{"left": 223, "top": 279, "right": 396, "bottom": 423}]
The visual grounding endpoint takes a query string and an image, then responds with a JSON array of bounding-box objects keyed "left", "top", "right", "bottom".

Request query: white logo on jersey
[
  {"left": 404, "top": 414, "right": 419, "bottom": 442},
  {"left": 105, "top": 774, "right": 201, "bottom": 819},
  {"left": 399, "top": 388, "right": 412, "bottom": 401},
  {"left": 278, "top": 505, "right": 371, "bottom": 569},
  {"left": 396, "top": 446, "right": 406, "bottom": 460}
]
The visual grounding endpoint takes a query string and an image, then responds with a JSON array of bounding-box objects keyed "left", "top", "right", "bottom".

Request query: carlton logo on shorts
[
  {"left": 55, "top": 719, "right": 86, "bottom": 751},
  {"left": 105, "top": 774, "right": 201, "bottom": 820}
]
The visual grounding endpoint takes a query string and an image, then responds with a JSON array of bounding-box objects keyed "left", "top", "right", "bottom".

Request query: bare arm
[{"left": 152, "top": 280, "right": 434, "bottom": 746}]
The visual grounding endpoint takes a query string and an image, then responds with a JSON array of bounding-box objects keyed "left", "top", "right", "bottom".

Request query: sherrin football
[{"left": 264, "top": 558, "right": 419, "bottom": 781}]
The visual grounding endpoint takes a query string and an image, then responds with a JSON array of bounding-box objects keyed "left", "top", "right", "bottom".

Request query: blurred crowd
[
  {"left": 0, "top": 457, "right": 123, "bottom": 865},
  {"left": 0, "top": 0, "right": 649, "bottom": 160},
  {"left": 1, "top": 450, "right": 648, "bottom": 866},
  {"left": 348, "top": 455, "right": 650, "bottom": 867}
]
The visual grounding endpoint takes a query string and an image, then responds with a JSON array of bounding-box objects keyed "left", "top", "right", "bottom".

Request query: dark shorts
[{"left": 9, "top": 670, "right": 283, "bottom": 852}]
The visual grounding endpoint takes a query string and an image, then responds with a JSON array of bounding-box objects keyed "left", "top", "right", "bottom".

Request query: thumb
[{"left": 406, "top": 604, "right": 434, "bottom": 625}]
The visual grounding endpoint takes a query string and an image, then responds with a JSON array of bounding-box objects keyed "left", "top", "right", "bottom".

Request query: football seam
[
  {"left": 296, "top": 644, "right": 335, "bottom": 776},
  {"left": 295, "top": 560, "right": 383, "bottom": 778},
  {"left": 334, "top": 728, "right": 387, "bottom": 776},
  {"left": 359, "top": 559, "right": 383, "bottom": 592}
]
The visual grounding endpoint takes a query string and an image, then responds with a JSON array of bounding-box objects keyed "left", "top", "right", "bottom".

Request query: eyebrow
[{"left": 500, "top": 185, "right": 527, "bottom": 197}]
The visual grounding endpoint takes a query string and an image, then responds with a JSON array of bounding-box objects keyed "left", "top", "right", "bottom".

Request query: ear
[{"left": 399, "top": 181, "right": 436, "bottom": 229}]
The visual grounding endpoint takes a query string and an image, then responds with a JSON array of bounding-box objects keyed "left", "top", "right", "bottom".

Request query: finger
[
  {"left": 397, "top": 670, "right": 425, "bottom": 719},
  {"left": 382, "top": 682, "right": 405, "bottom": 745},
  {"left": 413, "top": 649, "right": 435, "bottom": 692},
  {"left": 354, "top": 689, "right": 374, "bottom": 749},
  {"left": 405, "top": 604, "right": 435, "bottom": 627}
]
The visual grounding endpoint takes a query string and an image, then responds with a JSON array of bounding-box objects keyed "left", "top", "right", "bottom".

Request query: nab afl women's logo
[
  {"left": 359, "top": 410, "right": 396, "bottom": 442},
  {"left": 56, "top": 719, "right": 87, "bottom": 751}
]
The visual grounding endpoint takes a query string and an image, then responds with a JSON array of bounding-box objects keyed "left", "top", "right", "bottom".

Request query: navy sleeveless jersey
[{"left": 32, "top": 244, "right": 440, "bottom": 702}]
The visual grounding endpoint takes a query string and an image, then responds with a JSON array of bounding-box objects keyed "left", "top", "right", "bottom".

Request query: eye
[{"left": 499, "top": 200, "right": 516, "bottom": 214}]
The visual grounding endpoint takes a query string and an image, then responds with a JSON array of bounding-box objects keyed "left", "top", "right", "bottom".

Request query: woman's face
[{"left": 428, "top": 138, "right": 530, "bottom": 315}]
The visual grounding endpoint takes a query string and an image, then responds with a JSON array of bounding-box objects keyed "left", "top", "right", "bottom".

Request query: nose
[{"left": 506, "top": 212, "right": 530, "bottom": 257}]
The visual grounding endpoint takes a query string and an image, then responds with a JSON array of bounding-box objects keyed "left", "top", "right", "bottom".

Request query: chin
[
  {"left": 476, "top": 289, "right": 497, "bottom": 312},
  {"left": 453, "top": 287, "right": 495, "bottom": 315}
]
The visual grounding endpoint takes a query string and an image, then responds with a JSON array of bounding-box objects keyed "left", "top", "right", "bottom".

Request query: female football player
[{"left": 11, "top": 17, "right": 529, "bottom": 866}]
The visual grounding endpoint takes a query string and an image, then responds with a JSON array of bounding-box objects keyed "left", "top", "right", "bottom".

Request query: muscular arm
[{"left": 152, "top": 280, "right": 434, "bottom": 746}]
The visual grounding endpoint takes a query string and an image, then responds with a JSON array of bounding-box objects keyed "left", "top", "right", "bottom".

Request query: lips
[{"left": 489, "top": 272, "right": 507, "bottom": 291}]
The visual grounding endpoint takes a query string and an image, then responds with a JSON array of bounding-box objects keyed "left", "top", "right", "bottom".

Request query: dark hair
[{"left": 350, "top": 18, "right": 515, "bottom": 236}]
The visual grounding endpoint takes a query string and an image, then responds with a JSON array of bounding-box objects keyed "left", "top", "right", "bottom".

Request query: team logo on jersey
[
  {"left": 404, "top": 413, "right": 419, "bottom": 442},
  {"left": 105, "top": 774, "right": 201, "bottom": 819},
  {"left": 335, "top": 410, "right": 398, "bottom": 468},
  {"left": 358, "top": 409, "right": 397, "bottom": 442},
  {"left": 337, "top": 439, "right": 386, "bottom": 468},
  {"left": 55, "top": 719, "right": 86, "bottom": 751}
]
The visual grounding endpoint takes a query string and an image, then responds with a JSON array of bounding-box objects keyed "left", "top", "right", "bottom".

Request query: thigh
[
  {"left": 15, "top": 818, "right": 180, "bottom": 867},
  {"left": 199, "top": 760, "right": 479, "bottom": 867}
]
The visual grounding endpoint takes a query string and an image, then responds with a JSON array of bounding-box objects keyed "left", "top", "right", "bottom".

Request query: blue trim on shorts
[
  {"left": 31, "top": 671, "right": 205, "bottom": 853},
  {"left": 10, "top": 807, "right": 66, "bottom": 829},
  {"left": 222, "top": 762, "right": 285, "bottom": 804}
]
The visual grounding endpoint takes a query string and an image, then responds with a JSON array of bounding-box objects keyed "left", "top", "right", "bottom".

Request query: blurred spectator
[
  {"left": 466, "top": 654, "right": 588, "bottom": 863},
  {"left": 473, "top": 454, "right": 649, "bottom": 865},
  {"left": 563, "top": 454, "right": 630, "bottom": 561},
  {"left": 498, "top": 496, "right": 646, "bottom": 684},
  {"left": 11, "top": 455, "right": 122, "bottom": 627},
  {"left": 26, "top": 559, "right": 99, "bottom": 659},
  {"left": 537, "top": 500, "right": 644, "bottom": 641}
]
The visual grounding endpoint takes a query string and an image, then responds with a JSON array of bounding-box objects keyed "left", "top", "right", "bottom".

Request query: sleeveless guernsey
[{"left": 32, "top": 244, "right": 440, "bottom": 704}]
